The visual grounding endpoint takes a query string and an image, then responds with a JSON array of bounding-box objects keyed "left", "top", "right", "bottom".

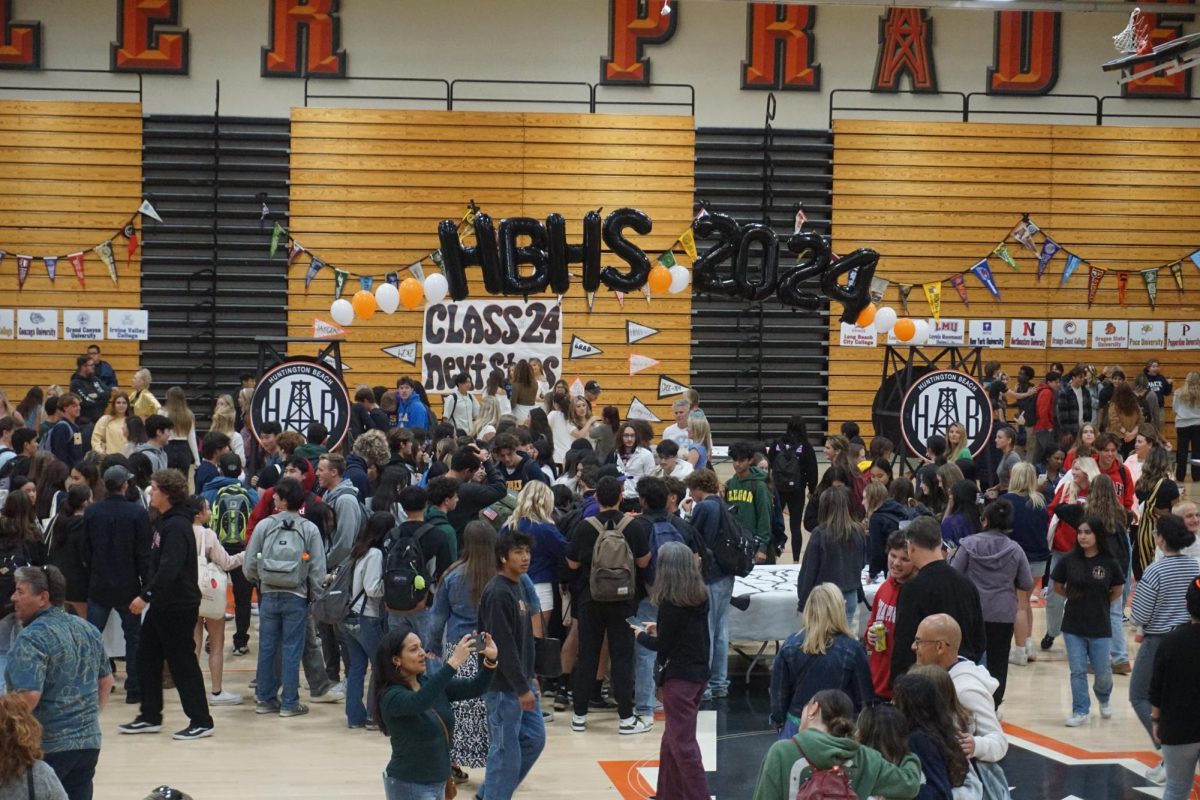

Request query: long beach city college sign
[
  {"left": 901, "top": 370, "right": 993, "bottom": 460},
  {"left": 250, "top": 359, "right": 351, "bottom": 449}
]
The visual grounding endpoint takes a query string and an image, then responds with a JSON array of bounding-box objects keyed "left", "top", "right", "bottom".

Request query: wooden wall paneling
[
  {"left": 0, "top": 100, "right": 143, "bottom": 404},
  {"left": 287, "top": 108, "right": 694, "bottom": 430},
  {"left": 829, "top": 118, "right": 1200, "bottom": 439}
]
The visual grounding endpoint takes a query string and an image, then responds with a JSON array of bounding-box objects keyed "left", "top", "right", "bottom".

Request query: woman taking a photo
[
  {"left": 375, "top": 628, "right": 498, "bottom": 800},
  {"left": 1002, "top": 462, "right": 1050, "bottom": 666},
  {"left": 631, "top": 541, "right": 711, "bottom": 800},
  {"left": 770, "top": 583, "right": 872, "bottom": 737},
  {"left": 91, "top": 391, "right": 130, "bottom": 456},
  {"left": 795, "top": 488, "right": 868, "bottom": 628}
]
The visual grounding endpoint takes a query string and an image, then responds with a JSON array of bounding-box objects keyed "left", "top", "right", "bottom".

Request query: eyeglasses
[{"left": 912, "top": 638, "right": 947, "bottom": 648}]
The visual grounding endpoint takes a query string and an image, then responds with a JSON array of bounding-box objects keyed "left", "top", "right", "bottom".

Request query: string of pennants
[
  {"left": 272, "top": 205, "right": 699, "bottom": 311},
  {"left": 876, "top": 215, "right": 1200, "bottom": 319},
  {"left": 3, "top": 200, "right": 162, "bottom": 290}
]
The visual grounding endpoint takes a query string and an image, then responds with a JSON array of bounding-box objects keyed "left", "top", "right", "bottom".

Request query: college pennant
[
  {"left": 334, "top": 269, "right": 349, "bottom": 300},
  {"left": 794, "top": 207, "right": 808, "bottom": 233},
  {"left": 1117, "top": 271, "right": 1129, "bottom": 304},
  {"left": 993, "top": 243, "right": 1019, "bottom": 271},
  {"left": 1060, "top": 253, "right": 1082, "bottom": 286},
  {"left": 869, "top": 277, "right": 890, "bottom": 305},
  {"left": 270, "top": 222, "right": 286, "bottom": 258},
  {"left": 1190, "top": 249, "right": 1200, "bottom": 271},
  {"left": 94, "top": 241, "right": 118, "bottom": 284},
  {"left": 68, "top": 252, "right": 85, "bottom": 287},
  {"left": 386, "top": 272, "right": 399, "bottom": 288},
  {"left": 679, "top": 229, "right": 697, "bottom": 261},
  {"left": 969, "top": 259, "right": 1000, "bottom": 300},
  {"left": 897, "top": 284, "right": 914, "bottom": 314},
  {"left": 614, "top": 291, "right": 625, "bottom": 309},
  {"left": 16, "top": 254, "right": 31, "bottom": 289},
  {"left": 122, "top": 222, "right": 138, "bottom": 267},
  {"left": 1142, "top": 267, "right": 1159, "bottom": 308},
  {"left": 287, "top": 241, "right": 305, "bottom": 266},
  {"left": 44, "top": 256, "right": 57, "bottom": 282},
  {"left": 305, "top": 256, "right": 325, "bottom": 289},
  {"left": 1087, "top": 265, "right": 1106, "bottom": 307},
  {"left": 657, "top": 250, "right": 677, "bottom": 268},
  {"left": 1170, "top": 261, "right": 1184, "bottom": 293},
  {"left": 1037, "top": 238, "right": 1060, "bottom": 279},
  {"left": 360, "top": 275, "right": 373, "bottom": 292},
  {"left": 949, "top": 274, "right": 969, "bottom": 306},
  {"left": 137, "top": 199, "right": 163, "bottom": 223},
  {"left": 922, "top": 281, "right": 942, "bottom": 320},
  {"left": 1011, "top": 220, "right": 1040, "bottom": 252}
]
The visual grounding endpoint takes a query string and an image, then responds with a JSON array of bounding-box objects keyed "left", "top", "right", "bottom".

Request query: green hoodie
[
  {"left": 425, "top": 505, "right": 459, "bottom": 562},
  {"left": 752, "top": 728, "right": 922, "bottom": 800},
  {"left": 295, "top": 443, "right": 329, "bottom": 461},
  {"left": 726, "top": 465, "right": 772, "bottom": 554}
]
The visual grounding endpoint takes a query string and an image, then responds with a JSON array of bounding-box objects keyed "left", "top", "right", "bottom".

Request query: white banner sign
[
  {"left": 422, "top": 299, "right": 562, "bottom": 392},
  {"left": 1128, "top": 321, "right": 1166, "bottom": 350},
  {"left": 968, "top": 318, "right": 1006, "bottom": 347},
  {"left": 1009, "top": 319, "right": 1047, "bottom": 349},
  {"left": 17, "top": 309, "right": 57, "bottom": 340},
  {"left": 63, "top": 309, "right": 104, "bottom": 340},
  {"left": 1167, "top": 322, "right": 1200, "bottom": 350},
  {"left": 0, "top": 310, "right": 13, "bottom": 339},
  {"left": 107, "top": 309, "right": 148, "bottom": 340},
  {"left": 839, "top": 322, "right": 877, "bottom": 347},
  {"left": 928, "top": 318, "right": 966, "bottom": 346},
  {"left": 1091, "top": 320, "right": 1129, "bottom": 350},
  {"left": 1050, "top": 319, "right": 1088, "bottom": 349}
]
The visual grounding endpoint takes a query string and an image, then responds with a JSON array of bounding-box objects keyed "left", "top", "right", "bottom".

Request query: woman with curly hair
[
  {"left": 91, "top": 391, "right": 130, "bottom": 456},
  {"left": 0, "top": 693, "right": 66, "bottom": 798}
]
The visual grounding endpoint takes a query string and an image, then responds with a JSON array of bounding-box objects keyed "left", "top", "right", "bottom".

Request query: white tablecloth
[{"left": 728, "top": 565, "right": 882, "bottom": 643}]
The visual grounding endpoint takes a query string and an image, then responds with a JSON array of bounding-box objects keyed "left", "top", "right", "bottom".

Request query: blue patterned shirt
[{"left": 5, "top": 607, "right": 110, "bottom": 753}]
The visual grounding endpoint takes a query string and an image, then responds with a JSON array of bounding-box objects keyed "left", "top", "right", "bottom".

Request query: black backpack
[
  {"left": 0, "top": 541, "right": 31, "bottom": 617},
  {"left": 382, "top": 523, "right": 436, "bottom": 612},
  {"left": 713, "top": 505, "right": 757, "bottom": 577},
  {"left": 770, "top": 442, "right": 804, "bottom": 491}
]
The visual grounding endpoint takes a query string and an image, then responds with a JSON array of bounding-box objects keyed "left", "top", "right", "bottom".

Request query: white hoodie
[{"left": 949, "top": 657, "right": 1008, "bottom": 762}]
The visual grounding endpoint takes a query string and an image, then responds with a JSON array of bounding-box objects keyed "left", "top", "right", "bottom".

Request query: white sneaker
[
  {"left": 1146, "top": 761, "right": 1167, "bottom": 785},
  {"left": 1026, "top": 640, "right": 1037, "bottom": 662},
  {"left": 1100, "top": 702, "right": 1114, "bottom": 719},
  {"left": 1065, "top": 713, "right": 1089, "bottom": 727},
  {"left": 1008, "top": 648, "right": 1028, "bottom": 666},
  {"left": 209, "top": 690, "right": 243, "bottom": 706},
  {"left": 311, "top": 685, "right": 346, "bottom": 703},
  {"left": 618, "top": 715, "right": 653, "bottom": 735},
  {"left": 571, "top": 714, "right": 587, "bottom": 732}
]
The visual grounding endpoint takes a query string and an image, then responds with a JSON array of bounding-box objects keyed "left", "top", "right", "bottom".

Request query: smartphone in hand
[
  {"left": 469, "top": 634, "right": 486, "bottom": 653},
  {"left": 626, "top": 616, "right": 642, "bottom": 629}
]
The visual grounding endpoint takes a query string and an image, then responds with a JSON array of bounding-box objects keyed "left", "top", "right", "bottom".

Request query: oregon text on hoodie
[{"left": 726, "top": 466, "right": 772, "bottom": 554}]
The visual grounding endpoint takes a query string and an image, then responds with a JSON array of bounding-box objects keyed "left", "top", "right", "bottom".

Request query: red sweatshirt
[{"left": 865, "top": 576, "right": 902, "bottom": 700}]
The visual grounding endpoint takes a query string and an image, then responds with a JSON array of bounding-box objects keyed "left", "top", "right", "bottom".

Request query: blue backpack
[{"left": 646, "top": 518, "right": 687, "bottom": 585}]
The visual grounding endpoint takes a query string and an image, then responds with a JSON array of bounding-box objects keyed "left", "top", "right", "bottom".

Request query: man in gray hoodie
[
  {"left": 134, "top": 415, "right": 172, "bottom": 472},
  {"left": 315, "top": 453, "right": 365, "bottom": 567}
]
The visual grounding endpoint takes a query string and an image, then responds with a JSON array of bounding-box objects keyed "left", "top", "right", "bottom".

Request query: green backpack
[{"left": 480, "top": 491, "right": 520, "bottom": 531}]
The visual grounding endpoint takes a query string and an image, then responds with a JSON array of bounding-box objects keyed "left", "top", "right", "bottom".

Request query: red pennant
[
  {"left": 1087, "top": 266, "right": 1106, "bottom": 307},
  {"left": 949, "top": 274, "right": 969, "bottom": 306},
  {"left": 68, "top": 252, "right": 86, "bottom": 287},
  {"left": 1117, "top": 271, "right": 1128, "bottom": 304},
  {"left": 123, "top": 222, "right": 138, "bottom": 268}
]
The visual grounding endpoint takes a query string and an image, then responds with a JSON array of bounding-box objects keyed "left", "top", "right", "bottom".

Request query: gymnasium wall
[
  {"left": 0, "top": 100, "right": 143, "bottom": 402},
  {"left": 286, "top": 108, "right": 693, "bottom": 426},
  {"left": 828, "top": 118, "right": 1200, "bottom": 438}
]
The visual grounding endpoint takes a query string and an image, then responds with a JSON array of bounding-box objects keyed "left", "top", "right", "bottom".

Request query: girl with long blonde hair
[
  {"left": 209, "top": 394, "right": 244, "bottom": 463},
  {"left": 1004, "top": 461, "right": 1050, "bottom": 663},
  {"left": 163, "top": 386, "right": 199, "bottom": 471},
  {"left": 687, "top": 414, "right": 713, "bottom": 470},
  {"left": 1174, "top": 371, "right": 1200, "bottom": 483},
  {"left": 944, "top": 421, "right": 972, "bottom": 461},
  {"left": 471, "top": 395, "right": 501, "bottom": 441},
  {"left": 506, "top": 481, "right": 567, "bottom": 627}
]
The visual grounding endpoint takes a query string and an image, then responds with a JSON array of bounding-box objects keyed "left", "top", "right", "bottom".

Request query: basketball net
[{"left": 1113, "top": 8, "right": 1154, "bottom": 56}]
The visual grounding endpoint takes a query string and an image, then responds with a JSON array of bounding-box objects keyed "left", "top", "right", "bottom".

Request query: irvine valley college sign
[
  {"left": 250, "top": 359, "right": 351, "bottom": 449},
  {"left": 901, "top": 370, "right": 993, "bottom": 460}
]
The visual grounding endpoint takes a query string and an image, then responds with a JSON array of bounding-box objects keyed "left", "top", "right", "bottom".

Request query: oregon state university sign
[{"left": 900, "top": 370, "right": 993, "bottom": 460}]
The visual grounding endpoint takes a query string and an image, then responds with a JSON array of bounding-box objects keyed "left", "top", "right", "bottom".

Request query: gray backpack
[
  {"left": 587, "top": 515, "right": 636, "bottom": 602},
  {"left": 257, "top": 516, "right": 310, "bottom": 590}
]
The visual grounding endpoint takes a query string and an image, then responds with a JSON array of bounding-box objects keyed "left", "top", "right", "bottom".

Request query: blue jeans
[
  {"left": 382, "top": 774, "right": 445, "bottom": 800},
  {"left": 85, "top": 601, "right": 141, "bottom": 691},
  {"left": 43, "top": 748, "right": 100, "bottom": 800},
  {"left": 342, "top": 613, "right": 386, "bottom": 727},
  {"left": 634, "top": 597, "right": 658, "bottom": 717},
  {"left": 1109, "top": 588, "right": 1131, "bottom": 663},
  {"left": 706, "top": 576, "right": 735, "bottom": 695},
  {"left": 481, "top": 683, "right": 546, "bottom": 800},
  {"left": 1129, "top": 632, "right": 1164, "bottom": 744},
  {"left": 256, "top": 592, "right": 308, "bottom": 709},
  {"left": 1063, "top": 632, "right": 1112, "bottom": 716},
  {"left": 842, "top": 589, "right": 858, "bottom": 632},
  {"left": 1044, "top": 551, "right": 1067, "bottom": 638}
]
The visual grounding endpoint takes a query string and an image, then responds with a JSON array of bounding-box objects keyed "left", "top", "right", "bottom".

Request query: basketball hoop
[{"left": 1113, "top": 7, "right": 1154, "bottom": 56}]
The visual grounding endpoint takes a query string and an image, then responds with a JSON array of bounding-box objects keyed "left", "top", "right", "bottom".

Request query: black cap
[
  {"left": 103, "top": 465, "right": 133, "bottom": 491},
  {"left": 217, "top": 452, "right": 243, "bottom": 478},
  {"left": 585, "top": 380, "right": 602, "bottom": 393}
]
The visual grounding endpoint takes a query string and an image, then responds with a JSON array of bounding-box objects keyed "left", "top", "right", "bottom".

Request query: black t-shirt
[
  {"left": 566, "top": 509, "right": 650, "bottom": 607},
  {"left": 1137, "top": 479, "right": 1181, "bottom": 512},
  {"left": 1150, "top": 623, "right": 1200, "bottom": 745},
  {"left": 1051, "top": 551, "right": 1124, "bottom": 638}
]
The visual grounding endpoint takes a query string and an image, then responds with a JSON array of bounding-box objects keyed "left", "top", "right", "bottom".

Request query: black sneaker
[
  {"left": 125, "top": 692, "right": 142, "bottom": 705},
  {"left": 1040, "top": 634, "right": 1055, "bottom": 651},
  {"left": 117, "top": 718, "right": 162, "bottom": 735},
  {"left": 553, "top": 688, "right": 569, "bottom": 712},
  {"left": 588, "top": 696, "right": 618, "bottom": 711},
  {"left": 232, "top": 645, "right": 250, "bottom": 657},
  {"left": 172, "top": 724, "right": 214, "bottom": 740}
]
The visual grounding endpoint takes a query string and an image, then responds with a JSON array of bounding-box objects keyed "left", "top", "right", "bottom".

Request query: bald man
[{"left": 912, "top": 614, "right": 1008, "bottom": 763}]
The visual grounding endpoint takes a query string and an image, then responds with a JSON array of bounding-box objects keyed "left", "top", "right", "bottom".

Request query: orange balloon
[
  {"left": 647, "top": 265, "right": 672, "bottom": 293},
  {"left": 399, "top": 277, "right": 424, "bottom": 309},
  {"left": 352, "top": 290, "right": 377, "bottom": 320},
  {"left": 893, "top": 318, "right": 916, "bottom": 342},
  {"left": 855, "top": 302, "right": 877, "bottom": 329}
]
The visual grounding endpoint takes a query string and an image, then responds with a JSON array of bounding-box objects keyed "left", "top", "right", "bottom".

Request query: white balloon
[
  {"left": 912, "top": 319, "right": 930, "bottom": 345},
  {"left": 424, "top": 273, "right": 449, "bottom": 304},
  {"left": 375, "top": 282, "right": 400, "bottom": 314},
  {"left": 330, "top": 298, "right": 355, "bottom": 327},
  {"left": 668, "top": 265, "right": 690, "bottom": 294},
  {"left": 874, "top": 306, "right": 898, "bottom": 333}
]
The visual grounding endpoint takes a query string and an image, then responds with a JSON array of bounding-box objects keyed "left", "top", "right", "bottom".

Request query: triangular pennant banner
[
  {"left": 969, "top": 258, "right": 1001, "bottom": 300},
  {"left": 626, "top": 396, "right": 662, "bottom": 423},
  {"left": 1037, "top": 238, "right": 1060, "bottom": 279},
  {"left": 1117, "top": 271, "right": 1129, "bottom": 304},
  {"left": 993, "top": 243, "right": 1019, "bottom": 271},
  {"left": 1142, "top": 267, "right": 1159, "bottom": 308},
  {"left": 123, "top": 222, "right": 138, "bottom": 267},
  {"left": 923, "top": 282, "right": 942, "bottom": 320},
  {"left": 627, "top": 320, "right": 659, "bottom": 344},
  {"left": 360, "top": 275, "right": 373, "bottom": 292},
  {"left": 321, "top": 353, "right": 351, "bottom": 373},
  {"left": 334, "top": 269, "right": 349, "bottom": 300},
  {"left": 68, "top": 252, "right": 85, "bottom": 288},
  {"left": 410, "top": 261, "right": 426, "bottom": 282},
  {"left": 306, "top": 256, "right": 325, "bottom": 289},
  {"left": 44, "top": 256, "right": 57, "bottom": 282},
  {"left": 138, "top": 199, "right": 163, "bottom": 223},
  {"left": 313, "top": 318, "right": 347, "bottom": 339},
  {"left": 869, "top": 277, "right": 890, "bottom": 305},
  {"left": 679, "top": 229, "right": 697, "bottom": 261},
  {"left": 270, "top": 222, "right": 286, "bottom": 258},
  {"left": 1087, "top": 266, "right": 1106, "bottom": 307},
  {"left": 16, "top": 255, "right": 31, "bottom": 289},
  {"left": 658, "top": 375, "right": 690, "bottom": 399},
  {"left": 1190, "top": 250, "right": 1200, "bottom": 272},
  {"left": 94, "top": 241, "right": 117, "bottom": 285},
  {"left": 569, "top": 335, "right": 603, "bottom": 359},
  {"left": 897, "top": 284, "right": 913, "bottom": 315},
  {"left": 794, "top": 207, "right": 808, "bottom": 233},
  {"left": 629, "top": 352, "right": 661, "bottom": 376},
  {"left": 614, "top": 291, "right": 625, "bottom": 309},
  {"left": 1060, "top": 253, "right": 1082, "bottom": 286},
  {"left": 1011, "top": 219, "right": 1040, "bottom": 252},
  {"left": 386, "top": 272, "right": 400, "bottom": 288},
  {"left": 1170, "top": 261, "right": 1184, "bottom": 292},
  {"left": 569, "top": 378, "right": 586, "bottom": 397},
  {"left": 657, "top": 250, "right": 677, "bottom": 268},
  {"left": 949, "top": 274, "right": 969, "bottom": 306},
  {"left": 586, "top": 292, "right": 596, "bottom": 313},
  {"left": 381, "top": 342, "right": 418, "bottom": 365},
  {"left": 287, "top": 241, "right": 305, "bottom": 266}
]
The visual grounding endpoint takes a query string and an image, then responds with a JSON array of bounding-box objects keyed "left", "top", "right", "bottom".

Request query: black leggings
[
  {"left": 1177, "top": 425, "right": 1200, "bottom": 482},
  {"left": 778, "top": 489, "right": 807, "bottom": 561},
  {"left": 984, "top": 621, "right": 1014, "bottom": 707}
]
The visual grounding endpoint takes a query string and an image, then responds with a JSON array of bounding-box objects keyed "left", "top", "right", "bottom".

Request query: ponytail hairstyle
[{"left": 808, "top": 688, "right": 855, "bottom": 738}]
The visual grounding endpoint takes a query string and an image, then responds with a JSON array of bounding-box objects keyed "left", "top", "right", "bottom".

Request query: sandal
[{"left": 451, "top": 765, "right": 469, "bottom": 785}]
